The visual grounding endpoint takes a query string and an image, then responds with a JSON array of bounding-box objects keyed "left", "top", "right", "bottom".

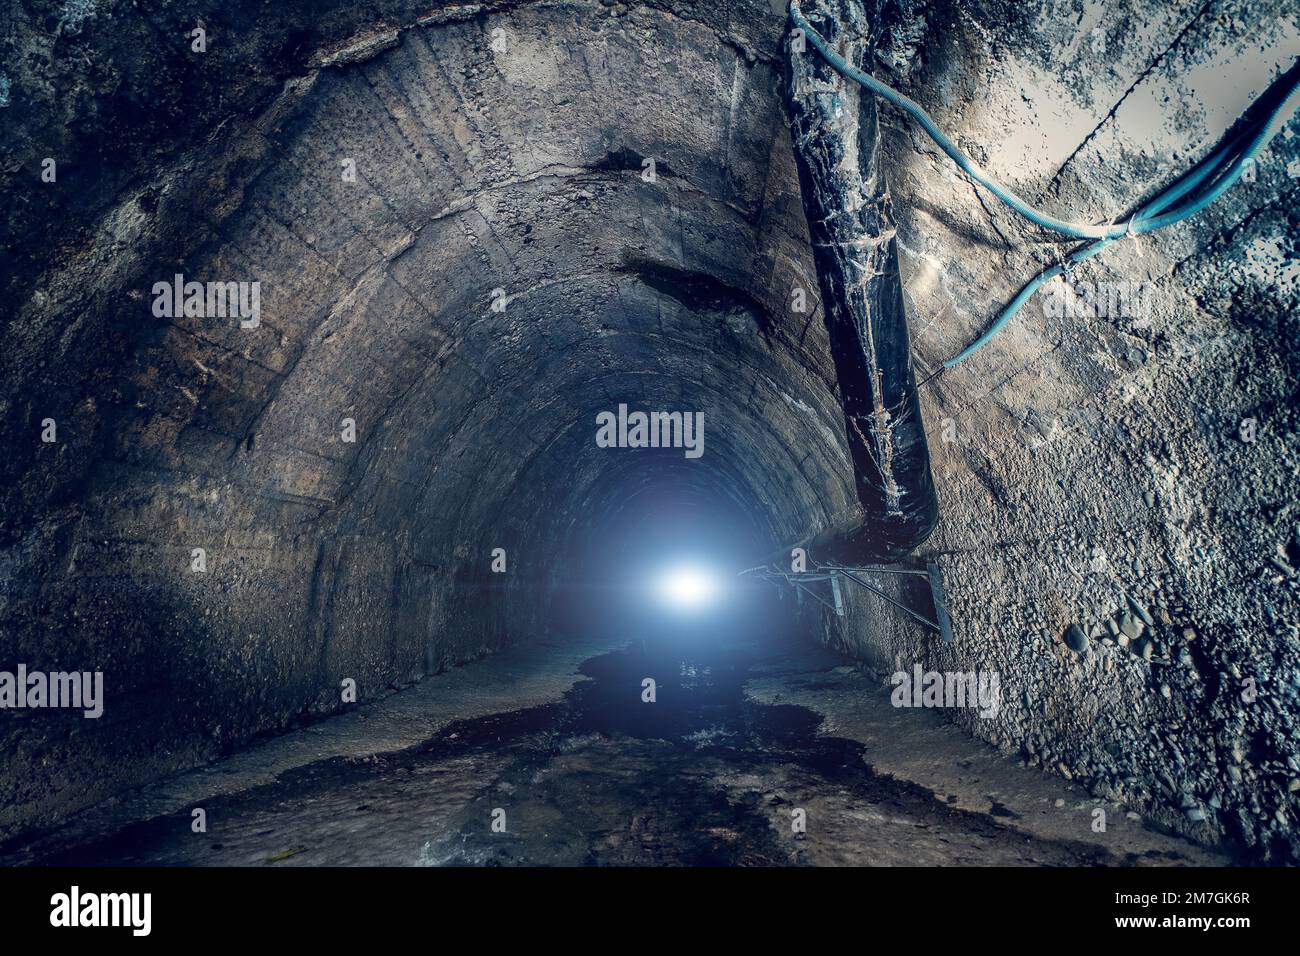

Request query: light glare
[{"left": 654, "top": 565, "right": 720, "bottom": 610}]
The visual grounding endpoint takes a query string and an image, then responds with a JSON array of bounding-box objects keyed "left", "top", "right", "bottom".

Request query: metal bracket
[
  {"left": 740, "top": 559, "right": 952, "bottom": 641},
  {"left": 927, "top": 560, "right": 955, "bottom": 644}
]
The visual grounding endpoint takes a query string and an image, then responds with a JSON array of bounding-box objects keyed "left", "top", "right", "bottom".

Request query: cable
[{"left": 788, "top": 0, "right": 1300, "bottom": 367}]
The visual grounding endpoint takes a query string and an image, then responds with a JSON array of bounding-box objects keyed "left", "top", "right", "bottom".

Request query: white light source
[{"left": 654, "top": 564, "right": 721, "bottom": 610}]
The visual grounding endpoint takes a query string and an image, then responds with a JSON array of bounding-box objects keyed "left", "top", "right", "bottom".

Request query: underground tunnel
[{"left": 1, "top": 0, "right": 1299, "bottom": 920}]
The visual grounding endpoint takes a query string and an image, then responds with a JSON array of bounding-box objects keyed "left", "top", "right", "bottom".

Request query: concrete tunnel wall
[
  {"left": 0, "top": 0, "right": 861, "bottom": 838},
  {"left": 1, "top": 0, "right": 1297, "bottom": 861}
]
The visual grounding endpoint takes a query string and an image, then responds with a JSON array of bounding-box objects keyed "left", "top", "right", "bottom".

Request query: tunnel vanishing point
[{"left": 1, "top": 0, "right": 1299, "bottom": 872}]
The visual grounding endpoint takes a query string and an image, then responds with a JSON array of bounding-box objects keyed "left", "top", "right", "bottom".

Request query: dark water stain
[
  {"left": 988, "top": 799, "right": 1021, "bottom": 820},
  {"left": 20, "top": 636, "right": 1121, "bottom": 867}
]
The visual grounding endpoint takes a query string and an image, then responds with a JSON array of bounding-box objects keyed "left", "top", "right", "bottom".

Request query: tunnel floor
[{"left": 6, "top": 634, "right": 1226, "bottom": 867}]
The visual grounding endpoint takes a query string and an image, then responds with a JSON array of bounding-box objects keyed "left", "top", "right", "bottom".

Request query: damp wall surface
[
  {"left": 814, "top": 0, "right": 1300, "bottom": 861},
  {"left": 0, "top": 0, "right": 859, "bottom": 839}
]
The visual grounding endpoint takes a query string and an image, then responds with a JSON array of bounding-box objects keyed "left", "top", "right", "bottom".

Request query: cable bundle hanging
[{"left": 788, "top": 0, "right": 1300, "bottom": 368}]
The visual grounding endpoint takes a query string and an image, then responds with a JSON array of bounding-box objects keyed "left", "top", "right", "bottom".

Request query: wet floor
[{"left": 16, "top": 633, "right": 1154, "bottom": 866}]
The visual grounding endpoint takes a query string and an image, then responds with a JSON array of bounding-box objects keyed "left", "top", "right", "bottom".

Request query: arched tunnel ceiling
[{"left": 113, "top": 2, "right": 860, "bottom": 568}]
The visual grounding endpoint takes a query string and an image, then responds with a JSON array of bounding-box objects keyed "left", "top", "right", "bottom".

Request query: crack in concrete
[{"left": 1042, "top": 0, "right": 1218, "bottom": 198}]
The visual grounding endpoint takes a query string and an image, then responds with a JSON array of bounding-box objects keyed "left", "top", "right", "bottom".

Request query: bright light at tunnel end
[{"left": 653, "top": 564, "right": 723, "bottom": 611}]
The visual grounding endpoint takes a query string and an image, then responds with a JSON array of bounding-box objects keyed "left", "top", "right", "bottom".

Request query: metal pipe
[
  {"left": 784, "top": 0, "right": 939, "bottom": 564},
  {"left": 835, "top": 567, "right": 940, "bottom": 633}
]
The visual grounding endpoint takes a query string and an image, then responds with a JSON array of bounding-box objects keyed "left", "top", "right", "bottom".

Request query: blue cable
[
  {"left": 948, "top": 133, "right": 1244, "bottom": 365},
  {"left": 788, "top": 0, "right": 1300, "bottom": 367}
]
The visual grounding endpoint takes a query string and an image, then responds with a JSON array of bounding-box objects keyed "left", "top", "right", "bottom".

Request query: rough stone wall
[{"left": 825, "top": 0, "right": 1299, "bottom": 861}]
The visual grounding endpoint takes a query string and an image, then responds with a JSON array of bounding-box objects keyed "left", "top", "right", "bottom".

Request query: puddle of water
[{"left": 16, "top": 635, "right": 1122, "bottom": 867}]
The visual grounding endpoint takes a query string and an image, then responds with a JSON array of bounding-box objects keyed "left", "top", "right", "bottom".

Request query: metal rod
[
  {"left": 822, "top": 563, "right": 930, "bottom": 578},
  {"left": 835, "top": 568, "right": 942, "bottom": 633},
  {"left": 789, "top": 578, "right": 840, "bottom": 614}
]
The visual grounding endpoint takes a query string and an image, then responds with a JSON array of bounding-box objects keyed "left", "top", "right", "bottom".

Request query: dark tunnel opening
[{"left": 550, "top": 450, "right": 798, "bottom": 651}]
